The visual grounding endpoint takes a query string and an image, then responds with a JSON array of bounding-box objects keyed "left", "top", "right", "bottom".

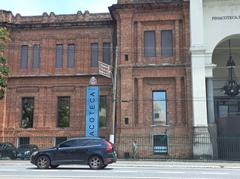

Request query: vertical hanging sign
[{"left": 85, "top": 85, "right": 99, "bottom": 137}]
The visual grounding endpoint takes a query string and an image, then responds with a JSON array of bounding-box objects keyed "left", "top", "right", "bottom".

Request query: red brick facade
[
  {"left": 110, "top": 0, "right": 191, "bottom": 158},
  {"left": 0, "top": 0, "right": 191, "bottom": 158},
  {"left": 0, "top": 10, "right": 114, "bottom": 146}
]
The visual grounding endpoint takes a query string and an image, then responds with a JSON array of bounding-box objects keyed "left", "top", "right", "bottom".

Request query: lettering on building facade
[
  {"left": 212, "top": 16, "right": 240, "bottom": 20},
  {"left": 85, "top": 86, "right": 99, "bottom": 137}
]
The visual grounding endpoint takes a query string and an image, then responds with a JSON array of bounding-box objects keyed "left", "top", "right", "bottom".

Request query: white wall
[
  {"left": 203, "top": 0, "right": 240, "bottom": 96},
  {"left": 203, "top": 0, "right": 240, "bottom": 53}
]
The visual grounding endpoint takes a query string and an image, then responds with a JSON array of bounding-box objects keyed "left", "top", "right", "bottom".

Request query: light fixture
[{"left": 222, "top": 40, "right": 240, "bottom": 97}]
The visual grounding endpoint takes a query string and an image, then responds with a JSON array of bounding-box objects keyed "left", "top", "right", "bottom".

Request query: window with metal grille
[
  {"left": 18, "top": 137, "right": 30, "bottom": 146},
  {"left": 91, "top": 43, "right": 98, "bottom": 67},
  {"left": 21, "top": 97, "right": 34, "bottom": 128},
  {"left": 67, "top": 44, "right": 75, "bottom": 68},
  {"left": 103, "top": 42, "right": 111, "bottom": 65},
  {"left": 20, "top": 45, "right": 28, "bottom": 69},
  {"left": 144, "top": 31, "right": 156, "bottom": 57},
  {"left": 56, "top": 44, "right": 63, "bottom": 68},
  {"left": 57, "top": 96, "right": 70, "bottom": 128},
  {"left": 153, "top": 134, "right": 168, "bottom": 154},
  {"left": 161, "top": 30, "right": 173, "bottom": 57},
  {"left": 32, "top": 44, "right": 40, "bottom": 68}
]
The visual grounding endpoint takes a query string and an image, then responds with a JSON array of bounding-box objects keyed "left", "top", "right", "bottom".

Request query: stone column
[
  {"left": 206, "top": 78, "right": 215, "bottom": 124},
  {"left": 206, "top": 78, "right": 218, "bottom": 159},
  {"left": 190, "top": 0, "right": 213, "bottom": 159}
]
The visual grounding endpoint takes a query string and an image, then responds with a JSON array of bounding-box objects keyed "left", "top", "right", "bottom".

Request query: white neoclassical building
[{"left": 190, "top": 0, "right": 240, "bottom": 159}]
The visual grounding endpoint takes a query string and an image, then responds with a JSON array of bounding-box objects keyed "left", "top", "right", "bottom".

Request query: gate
[{"left": 215, "top": 97, "right": 240, "bottom": 160}]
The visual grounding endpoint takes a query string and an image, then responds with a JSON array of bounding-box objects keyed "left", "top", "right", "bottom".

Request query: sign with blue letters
[{"left": 85, "top": 86, "right": 99, "bottom": 137}]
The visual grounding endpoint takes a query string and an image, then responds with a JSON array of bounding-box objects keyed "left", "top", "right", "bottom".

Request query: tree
[{"left": 0, "top": 27, "right": 10, "bottom": 100}]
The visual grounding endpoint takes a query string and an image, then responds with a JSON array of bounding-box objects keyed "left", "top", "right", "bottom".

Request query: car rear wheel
[
  {"left": 36, "top": 155, "right": 50, "bottom": 169},
  {"left": 88, "top": 156, "right": 103, "bottom": 169}
]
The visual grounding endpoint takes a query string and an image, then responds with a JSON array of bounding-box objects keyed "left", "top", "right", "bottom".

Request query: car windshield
[{"left": 0, "top": 143, "right": 14, "bottom": 149}]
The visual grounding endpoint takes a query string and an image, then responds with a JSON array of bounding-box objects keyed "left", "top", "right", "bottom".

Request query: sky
[{"left": 1, "top": 0, "right": 117, "bottom": 16}]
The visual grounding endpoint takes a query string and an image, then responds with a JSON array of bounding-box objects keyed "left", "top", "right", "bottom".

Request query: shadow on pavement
[{"left": 27, "top": 167, "right": 114, "bottom": 170}]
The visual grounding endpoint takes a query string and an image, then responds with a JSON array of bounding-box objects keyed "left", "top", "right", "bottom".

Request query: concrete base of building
[{"left": 193, "top": 127, "right": 213, "bottom": 159}]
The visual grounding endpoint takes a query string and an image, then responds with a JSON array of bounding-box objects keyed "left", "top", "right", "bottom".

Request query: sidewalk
[{"left": 113, "top": 160, "right": 240, "bottom": 169}]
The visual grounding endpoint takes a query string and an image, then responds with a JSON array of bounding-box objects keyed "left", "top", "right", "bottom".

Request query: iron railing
[{"left": 1, "top": 135, "right": 240, "bottom": 161}]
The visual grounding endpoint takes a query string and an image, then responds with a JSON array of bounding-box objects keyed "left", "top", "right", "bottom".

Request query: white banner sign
[{"left": 98, "top": 61, "right": 112, "bottom": 78}]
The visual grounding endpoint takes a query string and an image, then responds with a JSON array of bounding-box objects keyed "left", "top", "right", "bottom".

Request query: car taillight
[{"left": 105, "top": 141, "right": 112, "bottom": 152}]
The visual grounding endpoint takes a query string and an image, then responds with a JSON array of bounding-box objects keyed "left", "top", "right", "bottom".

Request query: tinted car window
[
  {"left": 59, "top": 139, "right": 78, "bottom": 148},
  {"left": 86, "top": 139, "right": 102, "bottom": 146},
  {"left": 76, "top": 139, "right": 88, "bottom": 146},
  {"left": 0, "top": 143, "right": 14, "bottom": 149}
]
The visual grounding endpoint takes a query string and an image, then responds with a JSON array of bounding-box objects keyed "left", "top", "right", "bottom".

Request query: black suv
[
  {"left": 30, "top": 137, "right": 117, "bottom": 169},
  {"left": 17, "top": 144, "right": 39, "bottom": 160}
]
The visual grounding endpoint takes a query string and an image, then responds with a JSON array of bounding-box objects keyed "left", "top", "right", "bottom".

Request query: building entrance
[
  {"left": 215, "top": 97, "right": 240, "bottom": 160},
  {"left": 213, "top": 36, "right": 240, "bottom": 160}
]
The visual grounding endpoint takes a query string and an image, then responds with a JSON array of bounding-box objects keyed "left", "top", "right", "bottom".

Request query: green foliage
[
  {"left": 0, "top": 27, "right": 10, "bottom": 100},
  {"left": 0, "top": 66, "right": 9, "bottom": 76},
  {"left": 21, "top": 98, "right": 34, "bottom": 128},
  {"left": 0, "top": 89, "right": 4, "bottom": 100},
  {"left": 0, "top": 78, "right": 7, "bottom": 88},
  {"left": 0, "top": 56, "right": 6, "bottom": 64},
  {"left": 57, "top": 97, "right": 70, "bottom": 128},
  {"left": 0, "top": 28, "right": 10, "bottom": 52}
]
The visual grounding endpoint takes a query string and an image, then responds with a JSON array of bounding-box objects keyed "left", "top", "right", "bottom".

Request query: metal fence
[{"left": 1, "top": 135, "right": 240, "bottom": 161}]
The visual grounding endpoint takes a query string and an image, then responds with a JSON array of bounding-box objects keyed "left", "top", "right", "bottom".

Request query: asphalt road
[{"left": 1, "top": 160, "right": 240, "bottom": 179}]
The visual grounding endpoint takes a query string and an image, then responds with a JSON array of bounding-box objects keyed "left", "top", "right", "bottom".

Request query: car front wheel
[
  {"left": 36, "top": 155, "right": 50, "bottom": 169},
  {"left": 88, "top": 156, "right": 103, "bottom": 169}
]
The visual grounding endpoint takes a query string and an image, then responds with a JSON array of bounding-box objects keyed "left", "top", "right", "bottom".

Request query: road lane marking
[
  {"left": 201, "top": 172, "right": 228, "bottom": 175},
  {"left": 0, "top": 175, "right": 220, "bottom": 179},
  {"left": 0, "top": 169, "right": 17, "bottom": 171}
]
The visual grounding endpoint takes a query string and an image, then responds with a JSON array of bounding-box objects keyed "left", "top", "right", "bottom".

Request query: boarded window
[
  {"left": 67, "top": 44, "right": 75, "bottom": 68},
  {"left": 161, "top": 30, "right": 173, "bottom": 57},
  {"left": 20, "top": 45, "right": 28, "bottom": 69},
  {"left": 144, "top": 31, "right": 156, "bottom": 57},
  {"left": 103, "top": 42, "right": 111, "bottom": 65},
  {"left": 57, "top": 96, "right": 70, "bottom": 128},
  {"left": 91, "top": 43, "right": 98, "bottom": 67},
  {"left": 32, "top": 44, "right": 40, "bottom": 68},
  {"left": 21, "top": 97, "right": 34, "bottom": 128},
  {"left": 56, "top": 44, "right": 63, "bottom": 68}
]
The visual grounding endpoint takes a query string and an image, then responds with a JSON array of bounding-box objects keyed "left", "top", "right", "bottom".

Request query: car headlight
[{"left": 24, "top": 151, "right": 30, "bottom": 155}]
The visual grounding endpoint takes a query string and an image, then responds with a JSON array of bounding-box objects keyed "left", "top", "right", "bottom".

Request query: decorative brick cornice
[
  {"left": 117, "top": 0, "right": 184, "bottom": 4},
  {"left": 110, "top": 0, "right": 188, "bottom": 11},
  {"left": 0, "top": 10, "right": 113, "bottom": 29}
]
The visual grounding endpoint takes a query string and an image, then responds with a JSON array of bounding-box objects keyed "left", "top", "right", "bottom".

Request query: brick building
[
  {"left": 0, "top": 0, "right": 191, "bottom": 158},
  {"left": 110, "top": 0, "right": 191, "bottom": 158},
  {"left": 0, "top": 10, "right": 114, "bottom": 148}
]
